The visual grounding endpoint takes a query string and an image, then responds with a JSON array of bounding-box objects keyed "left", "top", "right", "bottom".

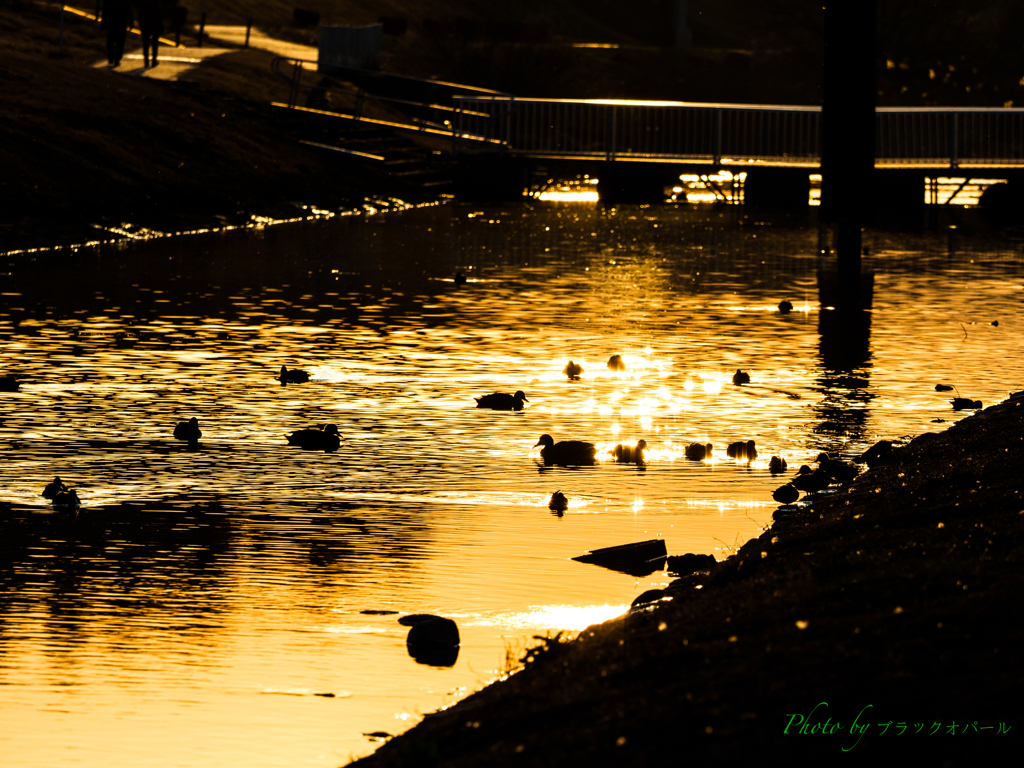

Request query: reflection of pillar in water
[{"left": 813, "top": 263, "right": 875, "bottom": 457}]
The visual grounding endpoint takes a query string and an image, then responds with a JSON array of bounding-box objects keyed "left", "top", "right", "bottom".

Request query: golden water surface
[{"left": 1, "top": 203, "right": 1021, "bottom": 765}]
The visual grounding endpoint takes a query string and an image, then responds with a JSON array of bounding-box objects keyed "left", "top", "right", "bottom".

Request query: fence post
[
  {"left": 245, "top": 19, "right": 252, "bottom": 48},
  {"left": 607, "top": 106, "right": 617, "bottom": 161},
  {"left": 713, "top": 108, "right": 722, "bottom": 166},
  {"left": 949, "top": 111, "right": 959, "bottom": 169}
]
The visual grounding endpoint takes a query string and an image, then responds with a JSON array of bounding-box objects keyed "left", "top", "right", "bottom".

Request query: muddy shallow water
[{"left": 1, "top": 202, "right": 1021, "bottom": 766}]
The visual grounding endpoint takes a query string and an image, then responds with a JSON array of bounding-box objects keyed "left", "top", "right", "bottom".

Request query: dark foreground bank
[{"left": 354, "top": 397, "right": 1024, "bottom": 766}]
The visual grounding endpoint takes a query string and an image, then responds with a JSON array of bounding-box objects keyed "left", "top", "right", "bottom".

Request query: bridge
[{"left": 271, "top": 59, "right": 1024, "bottom": 205}]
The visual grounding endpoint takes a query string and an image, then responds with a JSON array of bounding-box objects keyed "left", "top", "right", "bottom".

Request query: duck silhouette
[
  {"left": 791, "top": 464, "right": 830, "bottom": 493},
  {"left": 454, "top": 271, "right": 467, "bottom": 285},
  {"left": 287, "top": 423, "right": 341, "bottom": 452},
  {"left": 173, "top": 417, "right": 202, "bottom": 443},
  {"left": 684, "top": 443, "right": 713, "bottom": 461},
  {"left": 52, "top": 489, "right": 81, "bottom": 513},
  {"left": 612, "top": 439, "right": 647, "bottom": 464},
  {"left": 772, "top": 483, "right": 799, "bottom": 503},
  {"left": 726, "top": 440, "right": 757, "bottom": 461},
  {"left": 778, "top": 300, "right": 794, "bottom": 314},
  {"left": 0, "top": 375, "right": 19, "bottom": 392},
  {"left": 549, "top": 491, "right": 568, "bottom": 514},
  {"left": 534, "top": 434, "right": 597, "bottom": 466},
  {"left": 563, "top": 361, "right": 584, "bottom": 380},
  {"left": 815, "top": 453, "right": 858, "bottom": 484},
  {"left": 475, "top": 391, "right": 529, "bottom": 411},
  {"left": 607, "top": 355, "right": 626, "bottom": 372},
  {"left": 768, "top": 456, "right": 788, "bottom": 474},
  {"left": 42, "top": 476, "right": 69, "bottom": 499},
  {"left": 279, "top": 365, "right": 311, "bottom": 385},
  {"left": 732, "top": 369, "right": 750, "bottom": 385}
]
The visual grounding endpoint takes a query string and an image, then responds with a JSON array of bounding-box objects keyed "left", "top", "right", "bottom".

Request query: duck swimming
[
  {"left": 279, "top": 365, "right": 311, "bottom": 385},
  {"left": 52, "top": 489, "right": 81, "bottom": 513},
  {"left": 287, "top": 423, "right": 341, "bottom": 452},
  {"left": 684, "top": 443, "right": 713, "bottom": 461},
  {"left": 607, "top": 355, "right": 626, "bottom": 372},
  {"left": 563, "top": 361, "right": 584, "bottom": 380},
  {"left": 173, "top": 417, "right": 202, "bottom": 443},
  {"left": 42, "top": 476, "right": 68, "bottom": 499},
  {"left": 778, "top": 300, "right": 793, "bottom": 314},
  {"left": 549, "top": 491, "right": 568, "bottom": 514},
  {"left": 475, "top": 391, "right": 529, "bottom": 411},
  {"left": 612, "top": 440, "right": 647, "bottom": 464},
  {"left": 727, "top": 440, "right": 757, "bottom": 461},
  {"left": 732, "top": 369, "right": 750, "bottom": 385},
  {"left": 534, "top": 434, "right": 597, "bottom": 466}
]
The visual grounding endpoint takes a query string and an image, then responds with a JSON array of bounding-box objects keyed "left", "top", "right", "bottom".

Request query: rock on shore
[{"left": 353, "top": 397, "right": 1024, "bottom": 765}]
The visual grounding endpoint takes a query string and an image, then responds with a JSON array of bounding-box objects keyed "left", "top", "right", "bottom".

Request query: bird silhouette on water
[
  {"left": 732, "top": 369, "right": 750, "bottom": 385},
  {"left": 607, "top": 355, "right": 626, "bottom": 371},
  {"left": 173, "top": 417, "right": 202, "bottom": 444},
  {"left": 549, "top": 491, "right": 568, "bottom": 515},
  {"left": 684, "top": 443, "right": 713, "bottom": 461},
  {"left": 279, "top": 365, "right": 311, "bottom": 385},
  {"left": 475, "top": 391, "right": 529, "bottom": 411},
  {"left": 534, "top": 434, "right": 597, "bottom": 466},
  {"left": 42, "top": 476, "right": 69, "bottom": 499},
  {"left": 563, "top": 361, "right": 584, "bottom": 380},
  {"left": 612, "top": 440, "right": 647, "bottom": 464},
  {"left": 287, "top": 423, "right": 341, "bottom": 452},
  {"left": 52, "top": 489, "right": 81, "bottom": 513}
]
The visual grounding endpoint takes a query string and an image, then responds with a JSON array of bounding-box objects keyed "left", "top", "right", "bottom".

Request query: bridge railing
[{"left": 453, "top": 97, "right": 1024, "bottom": 167}]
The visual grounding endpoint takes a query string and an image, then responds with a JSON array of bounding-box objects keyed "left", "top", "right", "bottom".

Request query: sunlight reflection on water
[{"left": 1, "top": 203, "right": 1022, "bottom": 766}]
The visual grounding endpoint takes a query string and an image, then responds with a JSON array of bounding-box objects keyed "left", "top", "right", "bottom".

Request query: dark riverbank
[
  {"left": 0, "top": 2, "right": 406, "bottom": 253},
  {"left": 354, "top": 395, "right": 1024, "bottom": 766}
]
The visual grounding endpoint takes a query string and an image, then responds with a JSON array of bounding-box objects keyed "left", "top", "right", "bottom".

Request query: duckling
[
  {"left": 533, "top": 434, "right": 597, "bottom": 466},
  {"left": 287, "top": 423, "right": 341, "bottom": 452},
  {"left": 612, "top": 439, "right": 647, "bottom": 464},
  {"left": 684, "top": 443, "right": 713, "bottom": 461},
  {"left": 934, "top": 384, "right": 954, "bottom": 392},
  {"left": 475, "top": 390, "right": 529, "bottom": 411},
  {"left": 42, "top": 476, "right": 69, "bottom": 499},
  {"left": 726, "top": 440, "right": 757, "bottom": 462},
  {"left": 563, "top": 361, "right": 584, "bottom": 380},
  {"left": 173, "top": 417, "right": 202, "bottom": 444},
  {"left": 278, "top": 365, "right": 311, "bottom": 385},
  {"left": 607, "top": 355, "right": 626, "bottom": 371},
  {"left": 732, "top": 369, "right": 750, "bottom": 385},
  {"left": 549, "top": 491, "right": 568, "bottom": 514},
  {"left": 52, "top": 489, "right": 81, "bottom": 513},
  {"left": 778, "top": 300, "right": 793, "bottom": 314},
  {"left": 768, "top": 456, "right": 788, "bottom": 473}
]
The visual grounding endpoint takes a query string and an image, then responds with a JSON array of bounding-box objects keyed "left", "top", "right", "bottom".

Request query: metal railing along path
[{"left": 451, "top": 97, "right": 1024, "bottom": 169}]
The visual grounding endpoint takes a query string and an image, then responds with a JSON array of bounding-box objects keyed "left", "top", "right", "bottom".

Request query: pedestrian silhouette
[
  {"left": 136, "top": 0, "right": 164, "bottom": 68},
  {"left": 306, "top": 78, "right": 333, "bottom": 110},
  {"left": 102, "top": 0, "right": 133, "bottom": 67}
]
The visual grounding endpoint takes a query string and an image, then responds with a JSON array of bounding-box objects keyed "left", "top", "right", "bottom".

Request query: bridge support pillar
[
  {"left": 744, "top": 169, "right": 809, "bottom": 208},
  {"left": 821, "top": 1, "right": 876, "bottom": 278},
  {"left": 454, "top": 154, "right": 526, "bottom": 202},
  {"left": 597, "top": 163, "right": 665, "bottom": 205}
]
